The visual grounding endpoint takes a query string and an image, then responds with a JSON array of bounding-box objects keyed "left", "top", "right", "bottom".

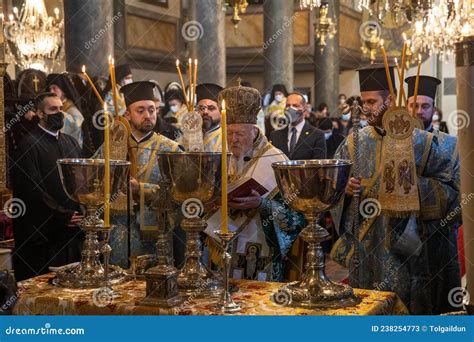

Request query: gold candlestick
[
  {"left": 82, "top": 65, "right": 104, "bottom": 106},
  {"left": 380, "top": 39, "right": 396, "bottom": 102}
]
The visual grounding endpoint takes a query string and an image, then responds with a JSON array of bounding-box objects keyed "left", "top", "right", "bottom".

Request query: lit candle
[
  {"left": 412, "top": 54, "right": 422, "bottom": 117},
  {"left": 380, "top": 39, "right": 396, "bottom": 102},
  {"left": 187, "top": 58, "right": 193, "bottom": 110},
  {"left": 221, "top": 100, "right": 228, "bottom": 234},
  {"left": 175, "top": 59, "right": 190, "bottom": 110},
  {"left": 82, "top": 65, "right": 104, "bottom": 106},
  {"left": 399, "top": 33, "right": 408, "bottom": 107},
  {"left": 108, "top": 56, "right": 120, "bottom": 118},
  {"left": 193, "top": 59, "right": 198, "bottom": 112},
  {"left": 394, "top": 58, "right": 407, "bottom": 107},
  {"left": 103, "top": 102, "right": 111, "bottom": 227}
]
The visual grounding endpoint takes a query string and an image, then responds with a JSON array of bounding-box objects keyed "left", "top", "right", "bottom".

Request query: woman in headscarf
[{"left": 264, "top": 84, "right": 288, "bottom": 138}]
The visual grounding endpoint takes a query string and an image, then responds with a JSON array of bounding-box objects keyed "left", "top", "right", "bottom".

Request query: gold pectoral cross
[{"left": 32, "top": 75, "right": 39, "bottom": 93}]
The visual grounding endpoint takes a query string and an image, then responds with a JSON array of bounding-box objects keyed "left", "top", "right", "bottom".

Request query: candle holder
[
  {"left": 53, "top": 158, "right": 130, "bottom": 289},
  {"left": 157, "top": 152, "right": 228, "bottom": 297},
  {"left": 271, "top": 160, "right": 360, "bottom": 308},
  {"left": 214, "top": 231, "right": 241, "bottom": 313}
]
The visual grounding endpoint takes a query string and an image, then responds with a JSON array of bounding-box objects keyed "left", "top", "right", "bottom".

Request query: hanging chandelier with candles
[
  {"left": 300, "top": 1, "right": 337, "bottom": 52},
  {"left": 3, "top": 0, "right": 64, "bottom": 73}
]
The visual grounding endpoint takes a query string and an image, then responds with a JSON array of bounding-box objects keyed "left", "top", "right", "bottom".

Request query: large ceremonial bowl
[
  {"left": 271, "top": 159, "right": 359, "bottom": 308},
  {"left": 57, "top": 158, "right": 130, "bottom": 208},
  {"left": 272, "top": 159, "right": 352, "bottom": 214}
]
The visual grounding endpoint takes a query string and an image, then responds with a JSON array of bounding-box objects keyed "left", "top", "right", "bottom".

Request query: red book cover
[{"left": 228, "top": 178, "right": 268, "bottom": 201}]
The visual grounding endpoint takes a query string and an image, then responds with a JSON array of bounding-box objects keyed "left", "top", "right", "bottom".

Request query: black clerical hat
[
  {"left": 405, "top": 75, "right": 441, "bottom": 100},
  {"left": 196, "top": 83, "right": 223, "bottom": 103},
  {"left": 358, "top": 64, "right": 397, "bottom": 92},
  {"left": 115, "top": 64, "right": 132, "bottom": 83},
  {"left": 120, "top": 81, "right": 156, "bottom": 107}
]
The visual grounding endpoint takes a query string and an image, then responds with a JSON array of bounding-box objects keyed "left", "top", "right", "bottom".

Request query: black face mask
[{"left": 45, "top": 111, "right": 65, "bottom": 131}]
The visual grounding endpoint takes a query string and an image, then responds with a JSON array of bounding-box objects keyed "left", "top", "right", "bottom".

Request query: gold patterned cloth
[{"left": 13, "top": 273, "right": 408, "bottom": 315}]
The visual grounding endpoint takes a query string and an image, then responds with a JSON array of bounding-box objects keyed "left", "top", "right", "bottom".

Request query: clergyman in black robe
[{"left": 12, "top": 92, "right": 84, "bottom": 281}]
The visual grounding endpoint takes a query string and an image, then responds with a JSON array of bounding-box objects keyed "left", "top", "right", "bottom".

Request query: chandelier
[
  {"left": 223, "top": 0, "right": 248, "bottom": 29},
  {"left": 411, "top": 0, "right": 472, "bottom": 60},
  {"left": 300, "top": 0, "right": 322, "bottom": 10},
  {"left": 314, "top": 3, "right": 337, "bottom": 53},
  {"left": 3, "top": 0, "right": 64, "bottom": 73},
  {"left": 358, "top": 0, "right": 473, "bottom": 60}
]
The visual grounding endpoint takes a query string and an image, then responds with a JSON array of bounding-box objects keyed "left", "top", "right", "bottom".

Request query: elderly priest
[{"left": 205, "top": 85, "right": 306, "bottom": 282}]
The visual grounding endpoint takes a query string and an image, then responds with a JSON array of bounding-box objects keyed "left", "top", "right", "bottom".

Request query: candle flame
[
  {"left": 108, "top": 55, "right": 112, "bottom": 63},
  {"left": 402, "top": 32, "right": 407, "bottom": 41},
  {"left": 104, "top": 102, "right": 107, "bottom": 111},
  {"left": 222, "top": 99, "right": 226, "bottom": 110},
  {"left": 82, "top": 65, "right": 86, "bottom": 73},
  {"left": 194, "top": 59, "right": 197, "bottom": 65},
  {"left": 394, "top": 57, "right": 398, "bottom": 64},
  {"left": 380, "top": 39, "right": 384, "bottom": 47},
  {"left": 418, "top": 54, "right": 422, "bottom": 62},
  {"left": 176, "top": 59, "right": 179, "bottom": 66},
  {"left": 188, "top": 58, "right": 192, "bottom": 64}
]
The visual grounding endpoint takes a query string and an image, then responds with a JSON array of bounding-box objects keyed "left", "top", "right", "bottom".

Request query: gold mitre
[{"left": 218, "top": 86, "right": 262, "bottom": 124}]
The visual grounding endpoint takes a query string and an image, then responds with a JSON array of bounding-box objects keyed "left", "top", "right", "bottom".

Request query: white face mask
[
  {"left": 432, "top": 114, "right": 440, "bottom": 121},
  {"left": 324, "top": 131, "right": 332, "bottom": 140},
  {"left": 274, "top": 94, "right": 284, "bottom": 103},
  {"left": 359, "top": 119, "right": 368, "bottom": 127},
  {"left": 170, "top": 104, "right": 180, "bottom": 113},
  {"left": 122, "top": 78, "right": 133, "bottom": 86}
]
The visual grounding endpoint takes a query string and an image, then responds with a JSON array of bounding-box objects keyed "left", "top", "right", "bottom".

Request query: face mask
[
  {"left": 339, "top": 98, "right": 346, "bottom": 104},
  {"left": 122, "top": 78, "right": 133, "bottom": 86},
  {"left": 340, "top": 113, "right": 351, "bottom": 121},
  {"left": 285, "top": 106, "right": 303, "bottom": 124},
  {"left": 432, "top": 114, "right": 440, "bottom": 121},
  {"left": 324, "top": 132, "right": 332, "bottom": 140},
  {"left": 359, "top": 119, "right": 368, "bottom": 127},
  {"left": 45, "top": 111, "right": 64, "bottom": 131},
  {"left": 170, "top": 104, "right": 180, "bottom": 113},
  {"left": 274, "top": 94, "right": 284, "bottom": 103}
]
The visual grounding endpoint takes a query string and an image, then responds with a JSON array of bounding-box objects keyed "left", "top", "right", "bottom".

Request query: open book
[{"left": 228, "top": 177, "right": 268, "bottom": 201}]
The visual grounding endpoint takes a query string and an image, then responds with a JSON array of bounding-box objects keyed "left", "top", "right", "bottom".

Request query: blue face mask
[
  {"left": 285, "top": 106, "right": 303, "bottom": 124},
  {"left": 324, "top": 131, "right": 332, "bottom": 140},
  {"left": 340, "top": 113, "right": 351, "bottom": 121},
  {"left": 359, "top": 119, "right": 368, "bottom": 127}
]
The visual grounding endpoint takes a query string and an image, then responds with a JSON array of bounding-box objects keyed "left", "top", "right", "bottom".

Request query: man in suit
[{"left": 270, "top": 92, "right": 326, "bottom": 160}]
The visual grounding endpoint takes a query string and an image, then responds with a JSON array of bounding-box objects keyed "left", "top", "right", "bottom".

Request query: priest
[
  {"left": 330, "top": 65, "right": 460, "bottom": 314},
  {"left": 205, "top": 85, "right": 306, "bottom": 282},
  {"left": 196, "top": 83, "right": 223, "bottom": 152},
  {"left": 12, "top": 92, "right": 84, "bottom": 281},
  {"left": 96, "top": 81, "right": 182, "bottom": 269},
  {"left": 405, "top": 75, "right": 461, "bottom": 314}
]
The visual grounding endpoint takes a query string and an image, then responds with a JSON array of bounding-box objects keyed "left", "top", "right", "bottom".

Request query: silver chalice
[
  {"left": 271, "top": 159, "right": 360, "bottom": 308},
  {"left": 54, "top": 158, "right": 130, "bottom": 288},
  {"left": 157, "top": 152, "right": 225, "bottom": 297}
]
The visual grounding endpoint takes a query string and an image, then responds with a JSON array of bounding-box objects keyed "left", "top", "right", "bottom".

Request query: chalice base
[
  {"left": 274, "top": 279, "right": 360, "bottom": 309},
  {"left": 177, "top": 266, "right": 223, "bottom": 298},
  {"left": 53, "top": 264, "right": 125, "bottom": 289}
]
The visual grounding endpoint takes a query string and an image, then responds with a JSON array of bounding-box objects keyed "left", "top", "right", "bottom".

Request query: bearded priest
[{"left": 205, "top": 85, "right": 306, "bottom": 282}]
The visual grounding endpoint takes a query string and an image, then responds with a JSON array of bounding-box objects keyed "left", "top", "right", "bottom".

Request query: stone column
[
  {"left": 455, "top": 36, "right": 474, "bottom": 313},
  {"left": 190, "top": 0, "right": 225, "bottom": 87},
  {"left": 314, "top": 1, "right": 340, "bottom": 115},
  {"left": 263, "top": 0, "right": 294, "bottom": 92},
  {"left": 63, "top": 0, "right": 114, "bottom": 76}
]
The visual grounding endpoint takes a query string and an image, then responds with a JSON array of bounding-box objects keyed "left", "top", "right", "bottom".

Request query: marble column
[
  {"left": 190, "top": 0, "right": 226, "bottom": 87},
  {"left": 63, "top": 0, "right": 114, "bottom": 76},
  {"left": 263, "top": 0, "right": 294, "bottom": 92},
  {"left": 455, "top": 36, "right": 474, "bottom": 313},
  {"left": 313, "top": 1, "right": 340, "bottom": 115}
]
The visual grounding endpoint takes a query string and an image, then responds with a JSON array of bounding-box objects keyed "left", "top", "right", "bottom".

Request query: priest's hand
[
  {"left": 68, "top": 211, "right": 84, "bottom": 228},
  {"left": 345, "top": 177, "right": 361, "bottom": 196},
  {"left": 130, "top": 177, "right": 139, "bottom": 196},
  {"left": 229, "top": 190, "right": 262, "bottom": 210}
]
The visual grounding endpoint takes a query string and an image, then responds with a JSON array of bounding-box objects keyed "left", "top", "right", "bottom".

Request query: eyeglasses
[{"left": 196, "top": 105, "right": 218, "bottom": 112}]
